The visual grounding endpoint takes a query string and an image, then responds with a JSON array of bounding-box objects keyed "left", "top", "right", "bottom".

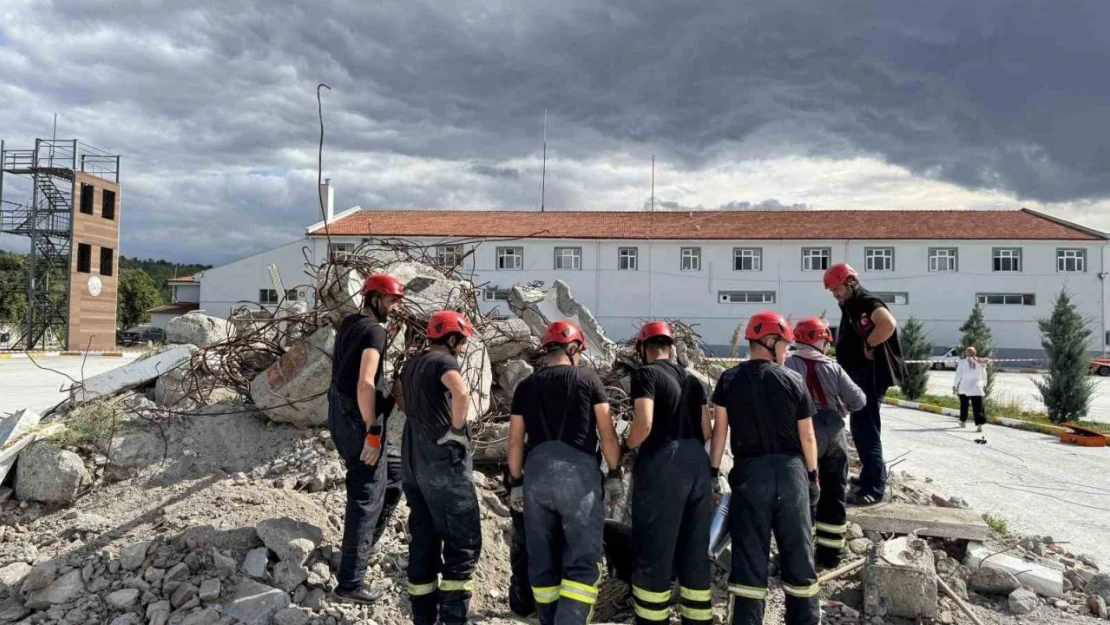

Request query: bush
[
  {"left": 899, "top": 317, "right": 932, "bottom": 400},
  {"left": 1035, "top": 289, "right": 1095, "bottom": 424},
  {"left": 959, "top": 304, "right": 998, "bottom": 398}
]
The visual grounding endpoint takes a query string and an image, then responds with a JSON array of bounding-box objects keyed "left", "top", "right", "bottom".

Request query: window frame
[
  {"left": 76, "top": 243, "right": 92, "bottom": 273},
  {"left": 928, "top": 247, "right": 958, "bottom": 273},
  {"left": 1056, "top": 248, "right": 1087, "bottom": 273},
  {"left": 618, "top": 247, "right": 639, "bottom": 271},
  {"left": 872, "top": 291, "right": 909, "bottom": 305},
  {"left": 496, "top": 246, "right": 524, "bottom": 271},
  {"left": 976, "top": 292, "right": 1035, "bottom": 306},
  {"left": 801, "top": 247, "right": 831, "bottom": 272},
  {"left": 732, "top": 247, "right": 763, "bottom": 272},
  {"left": 483, "top": 287, "right": 510, "bottom": 301},
  {"left": 79, "top": 183, "right": 95, "bottom": 215},
  {"left": 258, "top": 289, "right": 280, "bottom": 305},
  {"left": 864, "top": 247, "right": 895, "bottom": 272},
  {"left": 718, "top": 290, "right": 777, "bottom": 304},
  {"left": 992, "top": 247, "right": 1023, "bottom": 273},
  {"left": 101, "top": 189, "right": 116, "bottom": 220},
  {"left": 435, "top": 244, "right": 465, "bottom": 268},
  {"left": 553, "top": 246, "right": 583, "bottom": 271},
  {"left": 99, "top": 247, "right": 115, "bottom": 277},
  {"left": 680, "top": 247, "right": 701, "bottom": 272}
]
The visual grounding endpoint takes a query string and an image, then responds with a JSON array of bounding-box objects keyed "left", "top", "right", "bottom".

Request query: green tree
[
  {"left": 899, "top": 316, "right": 933, "bottom": 400},
  {"left": 959, "top": 304, "right": 998, "bottom": 398},
  {"left": 117, "top": 269, "right": 162, "bottom": 329},
  {"left": 1034, "top": 290, "right": 1095, "bottom": 424},
  {"left": 0, "top": 251, "right": 28, "bottom": 333}
]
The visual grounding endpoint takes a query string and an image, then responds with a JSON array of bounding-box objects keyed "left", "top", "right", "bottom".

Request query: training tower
[{"left": 0, "top": 139, "right": 121, "bottom": 351}]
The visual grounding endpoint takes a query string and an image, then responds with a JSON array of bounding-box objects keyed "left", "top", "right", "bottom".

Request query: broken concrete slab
[
  {"left": 458, "top": 333, "right": 493, "bottom": 423},
  {"left": 480, "top": 318, "right": 535, "bottom": 363},
  {"left": 847, "top": 502, "right": 990, "bottom": 541},
  {"left": 166, "top": 312, "right": 236, "bottom": 347},
  {"left": 71, "top": 344, "right": 197, "bottom": 405},
  {"left": 386, "top": 261, "right": 473, "bottom": 315},
  {"left": 223, "top": 579, "right": 291, "bottom": 624},
  {"left": 496, "top": 360, "right": 533, "bottom": 398},
  {"left": 315, "top": 266, "right": 364, "bottom": 325},
  {"left": 509, "top": 280, "right": 616, "bottom": 360},
  {"left": 255, "top": 518, "right": 323, "bottom": 565},
  {"left": 154, "top": 358, "right": 239, "bottom": 413},
  {"left": 24, "top": 569, "right": 85, "bottom": 610},
  {"left": 965, "top": 542, "right": 1064, "bottom": 598},
  {"left": 249, "top": 327, "right": 335, "bottom": 427},
  {"left": 0, "top": 408, "right": 43, "bottom": 484},
  {"left": 968, "top": 567, "right": 1021, "bottom": 595},
  {"left": 14, "top": 441, "right": 90, "bottom": 504},
  {"left": 864, "top": 536, "right": 938, "bottom": 619}
]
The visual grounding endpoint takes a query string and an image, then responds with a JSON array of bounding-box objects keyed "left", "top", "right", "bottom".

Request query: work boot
[{"left": 333, "top": 585, "right": 385, "bottom": 604}]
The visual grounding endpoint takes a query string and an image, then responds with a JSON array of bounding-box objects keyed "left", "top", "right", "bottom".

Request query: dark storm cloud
[{"left": 1, "top": 0, "right": 1108, "bottom": 263}]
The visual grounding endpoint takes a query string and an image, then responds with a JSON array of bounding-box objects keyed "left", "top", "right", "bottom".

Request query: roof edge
[
  {"left": 306, "top": 206, "right": 362, "bottom": 234},
  {"left": 1020, "top": 207, "right": 1108, "bottom": 240}
]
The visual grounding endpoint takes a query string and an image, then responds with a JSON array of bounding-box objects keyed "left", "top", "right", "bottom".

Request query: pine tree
[
  {"left": 959, "top": 304, "right": 998, "bottom": 398},
  {"left": 1034, "top": 290, "right": 1094, "bottom": 424},
  {"left": 899, "top": 317, "right": 933, "bottom": 400}
]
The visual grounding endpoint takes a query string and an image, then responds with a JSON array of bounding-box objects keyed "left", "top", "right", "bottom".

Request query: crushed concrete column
[
  {"left": 508, "top": 280, "right": 616, "bottom": 362},
  {"left": 864, "top": 536, "right": 938, "bottom": 619},
  {"left": 249, "top": 327, "right": 336, "bottom": 427}
]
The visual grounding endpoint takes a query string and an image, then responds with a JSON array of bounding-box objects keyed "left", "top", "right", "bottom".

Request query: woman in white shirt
[{"left": 953, "top": 346, "right": 987, "bottom": 431}]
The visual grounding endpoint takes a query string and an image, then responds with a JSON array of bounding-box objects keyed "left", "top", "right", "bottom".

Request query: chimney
[{"left": 319, "top": 178, "right": 335, "bottom": 222}]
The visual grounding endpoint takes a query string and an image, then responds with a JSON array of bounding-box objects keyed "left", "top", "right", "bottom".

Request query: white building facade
[{"left": 192, "top": 194, "right": 1110, "bottom": 357}]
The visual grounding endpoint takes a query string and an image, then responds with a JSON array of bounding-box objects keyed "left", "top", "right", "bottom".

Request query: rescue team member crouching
[
  {"left": 784, "top": 317, "right": 865, "bottom": 568},
  {"left": 626, "top": 321, "right": 714, "bottom": 625},
  {"left": 507, "top": 320, "right": 624, "bottom": 625},
  {"left": 709, "top": 311, "right": 821, "bottom": 625},
  {"left": 824, "top": 263, "right": 907, "bottom": 506},
  {"left": 328, "top": 274, "right": 406, "bottom": 604},
  {"left": 394, "top": 310, "right": 482, "bottom": 625}
]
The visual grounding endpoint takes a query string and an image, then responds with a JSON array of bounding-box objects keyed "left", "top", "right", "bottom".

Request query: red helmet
[
  {"left": 823, "top": 263, "right": 857, "bottom": 290},
  {"left": 793, "top": 317, "right": 832, "bottom": 346},
  {"left": 636, "top": 321, "right": 674, "bottom": 345},
  {"left": 541, "top": 320, "right": 587, "bottom": 350},
  {"left": 426, "top": 310, "right": 474, "bottom": 340},
  {"left": 361, "top": 274, "right": 405, "bottom": 298},
  {"left": 745, "top": 311, "right": 794, "bottom": 342}
]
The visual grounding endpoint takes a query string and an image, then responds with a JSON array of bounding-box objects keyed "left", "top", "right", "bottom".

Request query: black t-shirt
[
  {"left": 400, "top": 351, "right": 462, "bottom": 442},
  {"left": 631, "top": 359, "right": 707, "bottom": 453},
  {"left": 710, "top": 360, "right": 815, "bottom": 459},
  {"left": 331, "top": 313, "right": 388, "bottom": 400},
  {"left": 835, "top": 287, "right": 907, "bottom": 387},
  {"left": 511, "top": 364, "right": 608, "bottom": 458}
]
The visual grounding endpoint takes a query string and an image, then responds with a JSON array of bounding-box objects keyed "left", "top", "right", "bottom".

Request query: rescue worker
[
  {"left": 823, "top": 263, "right": 907, "bottom": 506},
  {"left": 784, "top": 317, "right": 866, "bottom": 568},
  {"left": 626, "top": 321, "right": 713, "bottom": 625},
  {"left": 506, "top": 320, "right": 623, "bottom": 625},
  {"left": 709, "top": 311, "right": 821, "bottom": 625},
  {"left": 328, "top": 273, "right": 405, "bottom": 604},
  {"left": 394, "top": 310, "right": 482, "bottom": 625}
]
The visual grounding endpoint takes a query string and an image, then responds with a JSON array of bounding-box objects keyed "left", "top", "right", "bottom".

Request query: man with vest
[
  {"left": 709, "top": 311, "right": 821, "bottom": 625},
  {"left": 824, "top": 263, "right": 907, "bottom": 506},
  {"left": 394, "top": 310, "right": 482, "bottom": 625},
  {"left": 784, "top": 317, "right": 866, "bottom": 568},
  {"left": 328, "top": 273, "right": 405, "bottom": 604},
  {"left": 626, "top": 321, "right": 713, "bottom": 625},
  {"left": 507, "top": 320, "right": 624, "bottom": 625}
]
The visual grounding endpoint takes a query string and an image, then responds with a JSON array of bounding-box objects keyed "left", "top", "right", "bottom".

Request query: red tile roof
[
  {"left": 148, "top": 302, "right": 200, "bottom": 315},
  {"left": 168, "top": 276, "right": 196, "bottom": 283},
  {"left": 309, "top": 208, "right": 1103, "bottom": 241}
]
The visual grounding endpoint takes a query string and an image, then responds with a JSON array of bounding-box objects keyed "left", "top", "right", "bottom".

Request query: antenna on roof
[
  {"left": 540, "top": 108, "right": 547, "bottom": 213},
  {"left": 650, "top": 154, "right": 655, "bottom": 213}
]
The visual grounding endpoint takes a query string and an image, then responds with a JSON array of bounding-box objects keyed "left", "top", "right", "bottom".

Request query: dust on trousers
[
  {"left": 402, "top": 421, "right": 482, "bottom": 625},
  {"left": 525, "top": 441, "right": 606, "bottom": 625},
  {"left": 631, "top": 439, "right": 713, "bottom": 625},
  {"left": 812, "top": 409, "right": 849, "bottom": 564},
  {"left": 327, "top": 388, "right": 399, "bottom": 593},
  {"left": 727, "top": 454, "right": 820, "bottom": 625}
]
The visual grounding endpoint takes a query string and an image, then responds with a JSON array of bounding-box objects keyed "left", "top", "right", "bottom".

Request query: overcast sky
[{"left": 2, "top": 0, "right": 1109, "bottom": 265}]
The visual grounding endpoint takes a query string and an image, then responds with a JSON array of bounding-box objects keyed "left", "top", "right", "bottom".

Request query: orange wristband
[{"left": 365, "top": 432, "right": 381, "bottom": 449}]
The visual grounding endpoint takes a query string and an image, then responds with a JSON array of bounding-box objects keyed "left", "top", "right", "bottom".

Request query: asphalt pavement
[{"left": 927, "top": 370, "right": 1110, "bottom": 424}]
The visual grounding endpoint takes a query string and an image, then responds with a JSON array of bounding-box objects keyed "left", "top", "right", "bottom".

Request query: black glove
[{"left": 807, "top": 469, "right": 820, "bottom": 522}]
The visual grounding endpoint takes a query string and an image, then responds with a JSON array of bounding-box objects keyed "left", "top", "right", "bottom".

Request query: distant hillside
[{"left": 119, "top": 257, "right": 212, "bottom": 301}]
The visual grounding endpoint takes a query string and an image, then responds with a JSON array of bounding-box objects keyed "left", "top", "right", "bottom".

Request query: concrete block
[
  {"left": 965, "top": 542, "right": 1064, "bottom": 598},
  {"left": 223, "top": 579, "right": 291, "bottom": 625},
  {"left": 166, "top": 312, "right": 235, "bottom": 347},
  {"left": 14, "top": 441, "right": 91, "bottom": 504},
  {"left": 480, "top": 318, "right": 534, "bottom": 363},
  {"left": 508, "top": 280, "right": 617, "bottom": 361},
  {"left": 249, "top": 327, "right": 334, "bottom": 427},
  {"left": 864, "top": 537, "right": 938, "bottom": 619},
  {"left": 0, "top": 408, "right": 43, "bottom": 484},
  {"left": 495, "top": 360, "right": 533, "bottom": 397},
  {"left": 848, "top": 502, "right": 990, "bottom": 541},
  {"left": 72, "top": 345, "right": 196, "bottom": 405}
]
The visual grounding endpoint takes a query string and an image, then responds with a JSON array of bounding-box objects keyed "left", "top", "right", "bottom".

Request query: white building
[
  {"left": 191, "top": 183, "right": 1110, "bottom": 357},
  {"left": 146, "top": 276, "right": 201, "bottom": 329}
]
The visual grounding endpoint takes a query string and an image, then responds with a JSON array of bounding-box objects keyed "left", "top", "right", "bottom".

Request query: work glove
[
  {"left": 710, "top": 467, "right": 724, "bottom": 506},
  {"left": 605, "top": 466, "right": 625, "bottom": 506},
  {"left": 808, "top": 469, "right": 820, "bottom": 523},
  {"left": 360, "top": 424, "right": 383, "bottom": 466},
  {"left": 509, "top": 476, "right": 525, "bottom": 513}
]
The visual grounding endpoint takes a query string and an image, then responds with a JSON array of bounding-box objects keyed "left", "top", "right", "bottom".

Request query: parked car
[
  {"left": 117, "top": 325, "right": 165, "bottom": 346},
  {"left": 929, "top": 347, "right": 960, "bottom": 370},
  {"left": 1091, "top": 358, "right": 1110, "bottom": 376}
]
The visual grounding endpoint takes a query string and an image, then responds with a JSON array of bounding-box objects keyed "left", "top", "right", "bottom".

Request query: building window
[
  {"left": 285, "top": 289, "right": 300, "bottom": 301},
  {"left": 99, "top": 247, "right": 114, "bottom": 277},
  {"left": 497, "top": 247, "right": 523, "bottom": 270},
  {"left": 79, "top": 184, "right": 94, "bottom": 215},
  {"left": 554, "top": 247, "right": 582, "bottom": 270},
  {"left": 977, "top": 293, "right": 1035, "bottom": 306},
  {"left": 1057, "top": 249, "right": 1086, "bottom": 273},
  {"left": 865, "top": 247, "right": 895, "bottom": 272},
  {"left": 76, "top": 243, "right": 91, "bottom": 273},
  {"left": 329, "top": 242, "right": 355, "bottom": 259},
  {"left": 618, "top": 247, "right": 638, "bottom": 271},
  {"left": 434, "top": 244, "right": 464, "bottom": 268},
  {"left": 102, "top": 190, "right": 116, "bottom": 220},
  {"left": 873, "top": 291, "right": 909, "bottom": 305},
  {"left": 802, "top": 247, "right": 831, "bottom": 271},
  {"left": 992, "top": 248, "right": 1023, "bottom": 272},
  {"left": 718, "top": 291, "right": 776, "bottom": 304},
  {"left": 259, "top": 289, "right": 280, "bottom": 305},
  {"left": 733, "top": 248, "right": 763, "bottom": 272},
  {"left": 680, "top": 247, "right": 701, "bottom": 271},
  {"left": 929, "top": 247, "right": 958, "bottom": 272},
  {"left": 483, "top": 287, "right": 510, "bottom": 301}
]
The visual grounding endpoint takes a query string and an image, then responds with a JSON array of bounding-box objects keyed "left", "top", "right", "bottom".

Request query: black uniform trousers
[
  {"left": 631, "top": 439, "right": 713, "bottom": 624},
  {"left": 402, "top": 421, "right": 482, "bottom": 625},
  {"left": 812, "top": 409, "right": 849, "bottom": 565},
  {"left": 327, "top": 387, "right": 394, "bottom": 592},
  {"left": 847, "top": 368, "right": 888, "bottom": 500},
  {"left": 958, "top": 394, "right": 986, "bottom": 426},
  {"left": 727, "top": 454, "right": 819, "bottom": 625},
  {"left": 524, "top": 441, "right": 605, "bottom": 625}
]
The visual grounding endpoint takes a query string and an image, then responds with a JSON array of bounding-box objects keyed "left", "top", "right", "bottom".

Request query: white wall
[
  {"left": 172, "top": 283, "right": 200, "bottom": 304},
  {"left": 198, "top": 238, "right": 321, "bottom": 318},
  {"left": 149, "top": 312, "right": 176, "bottom": 330}
]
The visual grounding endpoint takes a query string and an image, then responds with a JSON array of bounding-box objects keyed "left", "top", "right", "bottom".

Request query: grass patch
[
  {"left": 982, "top": 513, "right": 1009, "bottom": 535},
  {"left": 885, "top": 388, "right": 1110, "bottom": 435},
  {"left": 48, "top": 401, "right": 131, "bottom": 449}
]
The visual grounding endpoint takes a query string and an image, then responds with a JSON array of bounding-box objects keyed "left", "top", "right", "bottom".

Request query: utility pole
[{"left": 540, "top": 108, "right": 547, "bottom": 212}]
